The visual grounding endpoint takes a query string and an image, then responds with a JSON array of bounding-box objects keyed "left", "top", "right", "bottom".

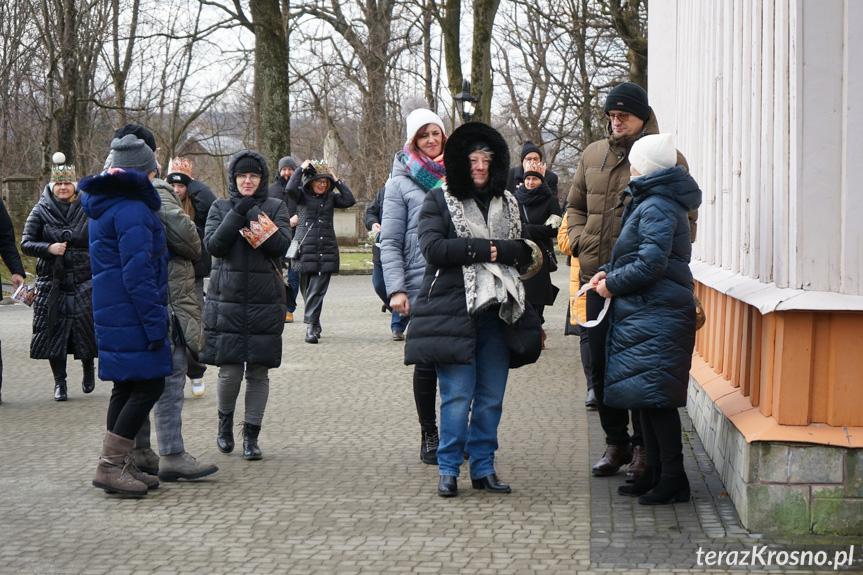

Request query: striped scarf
[{"left": 401, "top": 146, "right": 446, "bottom": 192}]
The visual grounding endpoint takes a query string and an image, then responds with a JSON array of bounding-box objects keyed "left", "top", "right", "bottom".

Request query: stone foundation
[{"left": 688, "top": 377, "right": 863, "bottom": 535}]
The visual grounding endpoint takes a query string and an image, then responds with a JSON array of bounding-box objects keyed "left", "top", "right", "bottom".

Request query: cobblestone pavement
[{"left": 0, "top": 269, "right": 859, "bottom": 574}]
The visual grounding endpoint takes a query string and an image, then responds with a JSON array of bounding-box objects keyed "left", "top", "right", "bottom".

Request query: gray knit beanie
[
  {"left": 110, "top": 135, "right": 158, "bottom": 174},
  {"left": 278, "top": 157, "right": 298, "bottom": 171}
]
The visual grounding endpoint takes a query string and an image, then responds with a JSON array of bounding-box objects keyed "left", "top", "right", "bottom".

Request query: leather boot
[
  {"left": 53, "top": 379, "right": 67, "bottom": 401},
  {"left": 438, "top": 475, "right": 458, "bottom": 497},
  {"left": 638, "top": 473, "right": 690, "bottom": 505},
  {"left": 127, "top": 457, "right": 160, "bottom": 490},
  {"left": 584, "top": 388, "right": 598, "bottom": 410},
  {"left": 305, "top": 324, "right": 318, "bottom": 344},
  {"left": 158, "top": 451, "right": 219, "bottom": 482},
  {"left": 591, "top": 444, "right": 632, "bottom": 476},
  {"left": 242, "top": 422, "right": 262, "bottom": 460},
  {"left": 131, "top": 446, "right": 160, "bottom": 475},
  {"left": 625, "top": 445, "right": 646, "bottom": 482},
  {"left": 420, "top": 427, "right": 439, "bottom": 465},
  {"left": 217, "top": 411, "right": 235, "bottom": 453},
  {"left": 82, "top": 360, "right": 96, "bottom": 394},
  {"left": 314, "top": 323, "right": 322, "bottom": 338},
  {"left": 618, "top": 466, "right": 660, "bottom": 497},
  {"left": 92, "top": 431, "right": 148, "bottom": 496}
]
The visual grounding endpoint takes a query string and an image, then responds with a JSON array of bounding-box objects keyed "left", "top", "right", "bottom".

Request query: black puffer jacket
[
  {"left": 285, "top": 167, "right": 356, "bottom": 274},
  {"left": 506, "top": 165, "right": 559, "bottom": 197},
  {"left": 201, "top": 151, "right": 292, "bottom": 368},
  {"left": 404, "top": 122, "right": 534, "bottom": 367},
  {"left": 515, "top": 182, "right": 562, "bottom": 308},
  {"left": 0, "top": 197, "right": 25, "bottom": 302},
  {"left": 187, "top": 180, "right": 216, "bottom": 279},
  {"left": 21, "top": 186, "right": 97, "bottom": 360}
]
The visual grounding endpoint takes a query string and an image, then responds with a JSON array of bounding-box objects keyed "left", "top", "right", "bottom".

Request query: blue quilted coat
[
  {"left": 601, "top": 165, "right": 702, "bottom": 410},
  {"left": 79, "top": 170, "right": 172, "bottom": 382}
]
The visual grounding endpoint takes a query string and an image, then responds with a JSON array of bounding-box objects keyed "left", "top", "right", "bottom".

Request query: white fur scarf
[{"left": 443, "top": 188, "right": 526, "bottom": 325}]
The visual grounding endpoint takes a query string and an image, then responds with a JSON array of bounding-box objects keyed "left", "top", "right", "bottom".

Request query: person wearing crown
[
  {"left": 21, "top": 154, "right": 98, "bottom": 402},
  {"left": 165, "top": 157, "right": 216, "bottom": 398},
  {"left": 201, "top": 150, "right": 292, "bottom": 461},
  {"left": 285, "top": 159, "right": 356, "bottom": 343}
]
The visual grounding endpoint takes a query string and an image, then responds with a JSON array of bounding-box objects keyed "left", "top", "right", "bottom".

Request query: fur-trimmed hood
[
  {"left": 443, "top": 122, "right": 510, "bottom": 200},
  {"left": 78, "top": 169, "right": 161, "bottom": 220},
  {"left": 227, "top": 150, "right": 270, "bottom": 200}
]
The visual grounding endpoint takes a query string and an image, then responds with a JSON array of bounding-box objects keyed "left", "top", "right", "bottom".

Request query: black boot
[
  {"left": 242, "top": 422, "right": 262, "bottom": 460},
  {"left": 420, "top": 427, "right": 439, "bottom": 465},
  {"left": 53, "top": 379, "right": 67, "bottom": 401},
  {"left": 82, "top": 360, "right": 96, "bottom": 394},
  {"left": 638, "top": 473, "right": 690, "bottom": 505},
  {"left": 217, "top": 411, "right": 234, "bottom": 453},
  {"left": 305, "top": 324, "right": 318, "bottom": 344},
  {"left": 313, "top": 323, "right": 322, "bottom": 338},
  {"left": 50, "top": 357, "right": 67, "bottom": 401},
  {"left": 618, "top": 466, "right": 660, "bottom": 497}
]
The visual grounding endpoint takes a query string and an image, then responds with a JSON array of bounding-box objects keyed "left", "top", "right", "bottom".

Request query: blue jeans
[
  {"left": 286, "top": 264, "right": 300, "bottom": 313},
  {"left": 372, "top": 263, "right": 408, "bottom": 332},
  {"left": 436, "top": 313, "right": 510, "bottom": 478}
]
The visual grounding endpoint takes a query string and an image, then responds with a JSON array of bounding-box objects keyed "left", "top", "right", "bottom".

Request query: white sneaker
[{"left": 191, "top": 379, "right": 206, "bottom": 397}]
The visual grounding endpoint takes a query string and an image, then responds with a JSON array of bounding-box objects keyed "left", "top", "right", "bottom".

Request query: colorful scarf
[{"left": 401, "top": 146, "right": 446, "bottom": 192}]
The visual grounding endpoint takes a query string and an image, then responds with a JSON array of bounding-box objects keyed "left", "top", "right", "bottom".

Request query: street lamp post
[{"left": 453, "top": 79, "right": 479, "bottom": 124}]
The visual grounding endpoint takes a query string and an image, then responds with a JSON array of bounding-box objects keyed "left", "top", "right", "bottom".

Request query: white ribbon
[{"left": 572, "top": 282, "right": 611, "bottom": 328}]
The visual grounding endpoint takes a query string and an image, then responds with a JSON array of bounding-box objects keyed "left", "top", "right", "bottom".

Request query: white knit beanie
[
  {"left": 629, "top": 134, "right": 677, "bottom": 176},
  {"left": 405, "top": 108, "right": 446, "bottom": 146}
]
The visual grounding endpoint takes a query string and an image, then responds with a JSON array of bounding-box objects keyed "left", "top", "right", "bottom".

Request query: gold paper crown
[
  {"left": 12, "top": 282, "right": 37, "bottom": 306},
  {"left": 51, "top": 164, "right": 77, "bottom": 184},
  {"left": 310, "top": 160, "right": 329, "bottom": 175},
  {"left": 239, "top": 212, "right": 279, "bottom": 248},
  {"left": 168, "top": 157, "right": 193, "bottom": 179}
]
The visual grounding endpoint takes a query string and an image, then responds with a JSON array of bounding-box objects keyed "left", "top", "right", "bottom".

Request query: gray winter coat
[{"left": 380, "top": 152, "right": 431, "bottom": 303}]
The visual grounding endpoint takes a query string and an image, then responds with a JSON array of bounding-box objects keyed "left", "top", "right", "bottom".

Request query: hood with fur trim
[
  {"left": 78, "top": 169, "right": 161, "bottom": 220},
  {"left": 227, "top": 150, "right": 270, "bottom": 200},
  {"left": 443, "top": 122, "right": 510, "bottom": 200}
]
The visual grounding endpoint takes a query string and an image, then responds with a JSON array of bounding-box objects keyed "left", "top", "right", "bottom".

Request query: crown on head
[
  {"left": 51, "top": 164, "right": 77, "bottom": 184},
  {"left": 310, "top": 160, "right": 329, "bottom": 175},
  {"left": 168, "top": 157, "right": 193, "bottom": 178}
]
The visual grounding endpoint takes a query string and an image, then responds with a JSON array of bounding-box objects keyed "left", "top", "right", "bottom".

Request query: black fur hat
[{"left": 443, "top": 122, "right": 510, "bottom": 200}]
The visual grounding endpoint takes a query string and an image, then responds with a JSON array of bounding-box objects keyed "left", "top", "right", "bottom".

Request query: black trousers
[
  {"left": 413, "top": 364, "right": 437, "bottom": 429},
  {"left": 640, "top": 408, "right": 685, "bottom": 477},
  {"left": 299, "top": 272, "right": 331, "bottom": 326},
  {"left": 106, "top": 378, "right": 165, "bottom": 440},
  {"left": 49, "top": 356, "right": 93, "bottom": 381},
  {"left": 586, "top": 289, "right": 642, "bottom": 447}
]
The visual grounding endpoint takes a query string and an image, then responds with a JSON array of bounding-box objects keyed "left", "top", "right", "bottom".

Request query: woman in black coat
[
  {"left": 404, "top": 122, "right": 540, "bottom": 497},
  {"left": 21, "top": 162, "right": 97, "bottom": 401},
  {"left": 513, "top": 161, "right": 562, "bottom": 345},
  {"left": 286, "top": 160, "right": 356, "bottom": 343},
  {"left": 202, "top": 150, "right": 292, "bottom": 460}
]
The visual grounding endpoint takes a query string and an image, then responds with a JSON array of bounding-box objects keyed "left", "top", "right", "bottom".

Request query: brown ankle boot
[
  {"left": 591, "top": 444, "right": 633, "bottom": 476},
  {"left": 625, "top": 445, "right": 646, "bottom": 483},
  {"left": 92, "top": 431, "right": 148, "bottom": 496}
]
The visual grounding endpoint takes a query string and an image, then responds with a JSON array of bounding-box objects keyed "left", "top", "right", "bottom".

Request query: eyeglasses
[
  {"left": 606, "top": 112, "right": 632, "bottom": 122},
  {"left": 237, "top": 174, "right": 261, "bottom": 182}
]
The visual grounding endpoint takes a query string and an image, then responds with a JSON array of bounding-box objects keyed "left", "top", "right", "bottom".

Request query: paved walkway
[{"left": 0, "top": 269, "right": 858, "bottom": 574}]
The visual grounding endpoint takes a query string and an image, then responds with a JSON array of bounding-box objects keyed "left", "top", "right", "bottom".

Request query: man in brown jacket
[{"left": 566, "top": 82, "right": 697, "bottom": 481}]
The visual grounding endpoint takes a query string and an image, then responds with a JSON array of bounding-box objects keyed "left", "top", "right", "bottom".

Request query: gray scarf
[{"left": 443, "top": 187, "right": 526, "bottom": 325}]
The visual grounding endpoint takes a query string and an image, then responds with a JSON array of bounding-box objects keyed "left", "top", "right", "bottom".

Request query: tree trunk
[
  {"left": 249, "top": 0, "right": 291, "bottom": 175},
  {"left": 470, "top": 0, "right": 499, "bottom": 124},
  {"left": 55, "top": 0, "right": 79, "bottom": 165},
  {"left": 438, "top": 0, "right": 463, "bottom": 123}
]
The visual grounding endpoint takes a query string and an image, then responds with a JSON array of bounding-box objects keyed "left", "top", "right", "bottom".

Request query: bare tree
[{"left": 601, "top": 0, "right": 647, "bottom": 88}]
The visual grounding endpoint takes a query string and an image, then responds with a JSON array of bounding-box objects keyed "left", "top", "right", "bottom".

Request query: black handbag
[
  {"left": 271, "top": 259, "right": 296, "bottom": 309},
  {"left": 502, "top": 301, "right": 543, "bottom": 368}
]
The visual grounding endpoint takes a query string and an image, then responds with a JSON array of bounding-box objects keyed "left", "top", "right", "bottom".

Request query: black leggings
[
  {"left": 640, "top": 408, "right": 684, "bottom": 477},
  {"left": 413, "top": 364, "right": 437, "bottom": 430},
  {"left": 106, "top": 378, "right": 165, "bottom": 440},
  {"left": 49, "top": 356, "right": 93, "bottom": 381}
]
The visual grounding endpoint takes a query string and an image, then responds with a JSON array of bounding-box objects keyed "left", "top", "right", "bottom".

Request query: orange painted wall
[{"left": 694, "top": 282, "right": 863, "bottom": 427}]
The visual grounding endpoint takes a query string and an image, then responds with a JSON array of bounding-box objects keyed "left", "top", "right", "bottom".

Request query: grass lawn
[{"left": 339, "top": 249, "right": 374, "bottom": 271}]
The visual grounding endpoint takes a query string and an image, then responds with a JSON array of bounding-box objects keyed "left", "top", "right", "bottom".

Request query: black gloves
[
  {"left": 147, "top": 339, "right": 165, "bottom": 351},
  {"left": 233, "top": 197, "right": 256, "bottom": 216}
]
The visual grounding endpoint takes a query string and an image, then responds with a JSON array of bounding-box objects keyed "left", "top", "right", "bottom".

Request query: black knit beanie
[
  {"left": 604, "top": 82, "right": 650, "bottom": 122},
  {"left": 520, "top": 141, "right": 543, "bottom": 162},
  {"left": 234, "top": 155, "right": 263, "bottom": 176},
  {"left": 113, "top": 124, "right": 157, "bottom": 152},
  {"left": 523, "top": 169, "right": 545, "bottom": 183}
]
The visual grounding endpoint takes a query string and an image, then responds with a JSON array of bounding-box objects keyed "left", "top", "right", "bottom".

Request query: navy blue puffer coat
[
  {"left": 79, "top": 170, "right": 172, "bottom": 382},
  {"left": 601, "top": 165, "right": 702, "bottom": 410}
]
